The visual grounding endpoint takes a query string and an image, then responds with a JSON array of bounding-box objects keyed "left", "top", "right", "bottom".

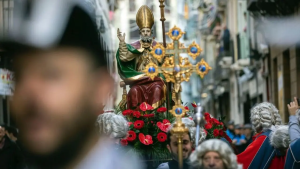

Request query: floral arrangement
[
  {"left": 120, "top": 102, "right": 192, "bottom": 161},
  {"left": 203, "top": 112, "right": 232, "bottom": 143}
]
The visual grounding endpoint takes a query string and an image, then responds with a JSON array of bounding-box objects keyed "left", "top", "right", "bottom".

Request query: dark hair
[
  {"left": 0, "top": 123, "right": 7, "bottom": 129},
  {"left": 167, "top": 130, "right": 192, "bottom": 145},
  {"left": 6, "top": 126, "right": 18, "bottom": 137},
  {"left": 59, "top": 6, "right": 108, "bottom": 69}
]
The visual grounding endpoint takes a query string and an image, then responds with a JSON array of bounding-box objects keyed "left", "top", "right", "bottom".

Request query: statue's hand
[{"left": 117, "top": 28, "right": 125, "bottom": 42}]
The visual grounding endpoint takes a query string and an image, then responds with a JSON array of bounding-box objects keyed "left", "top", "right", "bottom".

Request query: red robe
[
  {"left": 127, "top": 76, "right": 165, "bottom": 109},
  {"left": 237, "top": 130, "right": 286, "bottom": 169}
]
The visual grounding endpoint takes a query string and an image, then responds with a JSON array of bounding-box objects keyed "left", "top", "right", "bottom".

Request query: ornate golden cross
[
  {"left": 144, "top": 26, "right": 211, "bottom": 88},
  {"left": 142, "top": 25, "right": 212, "bottom": 169}
]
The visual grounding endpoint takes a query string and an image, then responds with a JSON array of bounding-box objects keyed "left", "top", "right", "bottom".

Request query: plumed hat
[{"left": 136, "top": 5, "right": 154, "bottom": 29}]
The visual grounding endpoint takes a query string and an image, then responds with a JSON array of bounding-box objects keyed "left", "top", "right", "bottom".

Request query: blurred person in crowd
[
  {"left": 157, "top": 118, "right": 194, "bottom": 169},
  {"left": 285, "top": 97, "right": 300, "bottom": 169},
  {"left": 239, "top": 124, "right": 253, "bottom": 152},
  {"left": 0, "top": 126, "right": 24, "bottom": 169},
  {"left": 232, "top": 125, "right": 246, "bottom": 146},
  {"left": 189, "top": 139, "right": 241, "bottom": 169},
  {"left": 237, "top": 102, "right": 285, "bottom": 169},
  {"left": 6, "top": 126, "right": 18, "bottom": 142},
  {"left": 96, "top": 113, "right": 128, "bottom": 145},
  {"left": 232, "top": 125, "right": 246, "bottom": 154},
  {"left": 226, "top": 121, "right": 235, "bottom": 140},
  {"left": 3, "top": 0, "right": 143, "bottom": 169}
]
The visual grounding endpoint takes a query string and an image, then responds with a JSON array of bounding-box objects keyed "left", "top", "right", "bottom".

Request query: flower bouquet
[
  {"left": 120, "top": 102, "right": 191, "bottom": 162},
  {"left": 203, "top": 113, "right": 232, "bottom": 143}
]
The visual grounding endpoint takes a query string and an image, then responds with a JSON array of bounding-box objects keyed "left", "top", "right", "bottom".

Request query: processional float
[{"left": 141, "top": 1, "right": 212, "bottom": 168}]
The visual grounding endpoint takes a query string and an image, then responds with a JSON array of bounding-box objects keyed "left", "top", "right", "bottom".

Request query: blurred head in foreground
[
  {"left": 190, "top": 139, "right": 238, "bottom": 169},
  {"left": 4, "top": 0, "right": 113, "bottom": 168}
]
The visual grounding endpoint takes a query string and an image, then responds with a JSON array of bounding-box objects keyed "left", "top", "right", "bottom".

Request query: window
[
  {"left": 129, "top": 0, "right": 136, "bottom": 12},
  {"left": 165, "top": 0, "right": 170, "bottom": 13},
  {"left": 129, "top": 20, "right": 140, "bottom": 40},
  {"left": 146, "top": 0, "right": 154, "bottom": 12}
]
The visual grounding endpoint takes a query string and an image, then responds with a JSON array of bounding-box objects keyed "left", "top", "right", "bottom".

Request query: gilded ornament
[
  {"left": 188, "top": 41, "right": 203, "bottom": 60},
  {"left": 166, "top": 26, "right": 185, "bottom": 41},
  {"left": 196, "top": 59, "right": 212, "bottom": 78},
  {"left": 169, "top": 104, "right": 188, "bottom": 118},
  {"left": 150, "top": 43, "right": 165, "bottom": 62},
  {"left": 143, "top": 62, "right": 159, "bottom": 80}
]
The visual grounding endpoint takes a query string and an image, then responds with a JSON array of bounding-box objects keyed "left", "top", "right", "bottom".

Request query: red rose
[
  {"left": 128, "top": 122, "right": 133, "bottom": 126},
  {"left": 213, "top": 129, "right": 219, "bottom": 137},
  {"left": 204, "top": 129, "right": 208, "bottom": 135},
  {"left": 205, "top": 123, "right": 212, "bottom": 130},
  {"left": 122, "top": 109, "right": 133, "bottom": 116},
  {"left": 120, "top": 139, "right": 128, "bottom": 146},
  {"left": 211, "top": 118, "right": 220, "bottom": 125},
  {"left": 219, "top": 129, "right": 225, "bottom": 136},
  {"left": 184, "top": 106, "right": 189, "bottom": 110},
  {"left": 191, "top": 102, "right": 197, "bottom": 108},
  {"left": 133, "top": 111, "right": 141, "bottom": 118},
  {"left": 143, "top": 114, "right": 155, "bottom": 118},
  {"left": 139, "top": 133, "right": 153, "bottom": 145},
  {"left": 151, "top": 121, "right": 154, "bottom": 123},
  {"left": 157, "top": 107, "right": 167, "bottom": 113},
  {"left": 189, "top": 116, "right": 193, "bottom": 120},
  {"left": 139, "top": 102, "right": 153, "bottom": 111},
  {"left": 134, "top": 120, "right": 144, "bottom": 129},
  {"left": 204, "top": 113, "right": 211, "bottom": 120},
  {"left": 127, "top": 130, "right": 137, "bottom": 141},
  {"left": 157, "top": 132, "right": 167, "bottom": 142}
]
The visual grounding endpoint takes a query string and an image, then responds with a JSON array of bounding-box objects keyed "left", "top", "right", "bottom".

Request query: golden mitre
[{"left": 136, "top": 5, "right": 154, "bottom": 29}]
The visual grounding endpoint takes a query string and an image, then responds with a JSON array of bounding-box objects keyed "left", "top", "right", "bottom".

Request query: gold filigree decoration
[
  {"left": 166, "top": 25, "right": 185, "bottom": 41},
  {"left": 150, "top": 43, "right": 165, "bottom": 62},
  {"left": 143, "top": 62, "right": 159, "bottom": 80},
  {"left": 169, "top": 104, "right": 188, "bottom": 118},
  {"left": 188, "top": 41, "right": 203, "bottom": 60},
  {"left": 162, "top": 70, "right": 175, "bottom": 83},
  {"left": 166, "top": 42, "right": 185, "bottom": 49},
  {"left": 196, "top": 59, "right": 212, "bottom": 78},
  {"left": 162, "top": 57, "right": 175, "bottom": 67}
]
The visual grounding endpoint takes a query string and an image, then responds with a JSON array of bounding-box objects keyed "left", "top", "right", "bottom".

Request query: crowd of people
[{"left": 226, "top": 121, "right": 253, "bottom": 154}]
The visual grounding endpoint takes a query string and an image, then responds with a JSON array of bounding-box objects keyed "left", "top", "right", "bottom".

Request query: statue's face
[{"left": 140, "top": 28, "right": 151, "bottom": 37}]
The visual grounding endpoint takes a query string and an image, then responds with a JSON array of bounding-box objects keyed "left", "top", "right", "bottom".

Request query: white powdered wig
[
  {"left": 270, "top": 125, "right": 290, "bottom": 150},
  {"left": 190, "top": 127, "right": 207, "bottom": 146},
  {"left": 190, "top": 139, "right": 238, "bottom": 169},
  {"left": 96, "top": 113, "right": 128, "bottom": 139},
  {"left": 250, "top": 102, "right": 282, "bottom": 132},
  {"left": 182, "top": 117, "right": 195, "bottom": 128}
]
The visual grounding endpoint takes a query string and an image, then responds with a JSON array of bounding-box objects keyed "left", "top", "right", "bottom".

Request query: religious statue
[{"left": 116, "top": 5, "right": 166, "bottom": 110}]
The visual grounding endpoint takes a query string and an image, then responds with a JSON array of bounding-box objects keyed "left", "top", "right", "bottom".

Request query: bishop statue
[{"left": 116, "top": 5, "right": 166, "bottom": 110}]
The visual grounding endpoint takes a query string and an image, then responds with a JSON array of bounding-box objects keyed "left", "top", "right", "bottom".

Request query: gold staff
[{"left": 158, "top": 0, "right": 172, "bottom": 114}]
